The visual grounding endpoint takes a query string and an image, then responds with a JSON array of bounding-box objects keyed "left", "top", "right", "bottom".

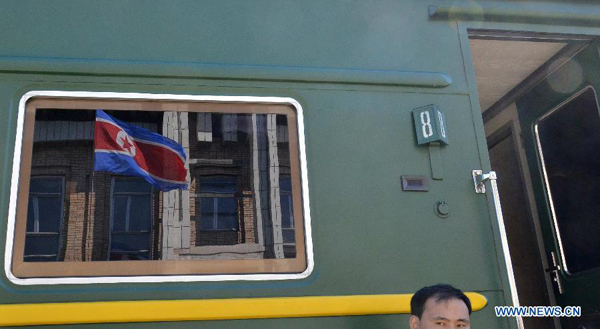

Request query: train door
[
  {"left": 517, "top": 42, "right": 600, "bottom": 328},
  {"left": 470, "top": 33, "right": 600, "bottom": 328}
]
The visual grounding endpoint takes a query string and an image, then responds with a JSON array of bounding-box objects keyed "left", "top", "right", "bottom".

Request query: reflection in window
[
  {"left": 280, "top": 176, "right": 296, "bottom": 259},
  {"left": 537, "top": 87, "right": 600, "bottom": 273},
  {"left": 200, "top": 176, "right": 238, "bottom": 231},
  {"left": 14, "top": 99, "right": 306, "bottom": 278},
  {"left": 280, "top": 176, "right": 295, "bottom": 243},
  {"left": 109, "top": 179, "right": 153, "bottom": 260},
  {"left": 25, "top": 177, "right": 64, "bottom": 262}
]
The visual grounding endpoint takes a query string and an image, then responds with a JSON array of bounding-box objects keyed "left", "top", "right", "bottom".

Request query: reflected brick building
[{"left": 27, "top": 110, "right": 295, "bottom": 262}]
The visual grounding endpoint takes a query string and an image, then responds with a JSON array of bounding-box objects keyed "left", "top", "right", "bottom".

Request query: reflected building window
[
  {"left": 200, "top": 176, "right": 238, "bottom": 231},
  {"left": 222, "top": 114, "right": 238, "bottom": 142},
  {"left": 109, "top": 178, "right": 153, "bottom": 261},
  {"left": 196, "top": 112, "right": 213, "bottom": 142},
  {"left": 280, "top": 176, "right": 295, "bottom": 243},
  {"left": 25, "top": 177, "right": 64, "bottom": 262}
]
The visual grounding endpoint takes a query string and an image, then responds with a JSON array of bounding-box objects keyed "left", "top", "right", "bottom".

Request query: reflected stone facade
[{"left": 27, "top": 110, "right": 295, "bottom": 262}]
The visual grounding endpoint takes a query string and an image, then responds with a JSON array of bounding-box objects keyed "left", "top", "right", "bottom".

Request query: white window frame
[{"left": 6, "top": 91, "right": 313, "bottom": 285}]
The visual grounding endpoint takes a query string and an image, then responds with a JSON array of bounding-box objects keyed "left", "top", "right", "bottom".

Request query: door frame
[
  {"left": 485, "top": 104, "right": 561, "bottom": 329},
  {"left": 457, "top": 20, "right": 600, "bottom": 329}
]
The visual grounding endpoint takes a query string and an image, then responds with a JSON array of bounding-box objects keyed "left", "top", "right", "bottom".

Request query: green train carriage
[{"left": 1, "top": 1, "right": 600, "bottom": 328}]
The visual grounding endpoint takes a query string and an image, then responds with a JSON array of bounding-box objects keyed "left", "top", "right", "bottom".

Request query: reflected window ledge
[{"left": 179, "top": 244, "right": 266, "bottom": 255}]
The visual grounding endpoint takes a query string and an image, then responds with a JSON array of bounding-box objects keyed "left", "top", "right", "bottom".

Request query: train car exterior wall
[{"left": 2, "top": 0, "right": 600, "bottom": 328}]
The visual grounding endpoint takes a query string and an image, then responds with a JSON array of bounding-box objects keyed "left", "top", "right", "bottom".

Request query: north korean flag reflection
[{"left": 94, "top": 110, "right": 188, "bottom": 191}]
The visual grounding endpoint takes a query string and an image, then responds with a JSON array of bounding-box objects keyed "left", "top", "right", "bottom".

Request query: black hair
[{"left": 410, "top": 284, "right": 472, "bottom": 318}]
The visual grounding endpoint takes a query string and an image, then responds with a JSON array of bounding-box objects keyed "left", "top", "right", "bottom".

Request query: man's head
[{"left": 409, "top": 284, "right": 472, "bottom": 329}]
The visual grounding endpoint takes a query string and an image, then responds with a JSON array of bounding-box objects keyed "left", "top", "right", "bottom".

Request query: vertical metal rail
[{"left": 474, "top": 170, "right": 524, "bottom": 329}]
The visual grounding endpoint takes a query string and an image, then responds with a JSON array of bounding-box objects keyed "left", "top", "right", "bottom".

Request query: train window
[
  {"left": 536, "top": 87, "right": 600, "bottom": 274},
  {"left": 9, "top": 94, "right": 309, "bottom": 281}
]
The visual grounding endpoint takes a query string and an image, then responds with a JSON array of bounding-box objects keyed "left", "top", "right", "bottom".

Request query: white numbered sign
[{"left": 412, "top": 105, "right": 449, "bottom": 145}]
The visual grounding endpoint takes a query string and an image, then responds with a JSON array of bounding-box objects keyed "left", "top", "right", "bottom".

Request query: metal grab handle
[
  {"left": 473, "top": 170, "right": 524, "bottom": 329},
  {"left": 547, "top": 251, "right": 564, "bottom": 294}
]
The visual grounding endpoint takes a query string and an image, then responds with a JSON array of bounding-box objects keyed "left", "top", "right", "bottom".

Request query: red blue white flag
[{"left": 94, "top": 110, "right": 188, "bottom": 191}]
